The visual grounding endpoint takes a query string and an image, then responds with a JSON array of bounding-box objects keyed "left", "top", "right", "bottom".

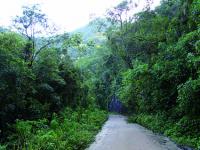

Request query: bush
[
  {"left": 0, "top": 144, "right": 6, "bottom": 150},
  {"left": 7, "top": 108, "right": 108, "bottom": 150},
  {"left": 177, "top": 78, "right": 200, "bottom": 117}
]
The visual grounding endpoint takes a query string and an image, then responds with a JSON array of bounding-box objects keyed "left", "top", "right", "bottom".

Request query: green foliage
[
  {"left": 129, "top": 114, "right": 200, "bottom": 149},
  {"left": 0, "top": 31, "right": 86, "bottom": 136},
  {"left": 75, "top": 44, "right": 123, "bottom": 110},
  {"left": 0, "top": 145, "right": 6, "bottom": 150},
  {"left": 177, "top": 78, "right": 200, "bottom": 117},
  {"left": 13, "top": 4, "right": 57, "bottom": 67},
  {"left": 8, "top": 108, "right": 107, "bottom": 150},
  {"left": 118, "top": 69, "right": 133, "bottom": 107},
  {"left": 0, "top": 32, "right": 36, "bottom": 134},
  {"left": 1, "top": 0, "right": 200, "bottom": 148},
  {"left": 198, "top": 140, "right": 200, "bottom": 150},
  {"left": 0, "top": 8, "right": 90, "bottom": 144},
  {"left": 103, "top": 0, "right": 200, "bottom": 148}
]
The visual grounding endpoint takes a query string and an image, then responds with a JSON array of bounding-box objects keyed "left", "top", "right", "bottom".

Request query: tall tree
[
  {"left": 13, "top": 4, "right": 57, "bottom": 66},
  {"left": 106, "top": 0, "right": 136, "bottom": 30}
]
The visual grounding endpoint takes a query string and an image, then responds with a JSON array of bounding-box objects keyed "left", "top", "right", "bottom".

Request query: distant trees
[{"left": 106, "top": 0, "right": 135, "bottom": 30}]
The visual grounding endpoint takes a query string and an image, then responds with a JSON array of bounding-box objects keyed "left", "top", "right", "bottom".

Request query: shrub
[{"left": 7, "top": 108, "right": 108, "bottom": 150}]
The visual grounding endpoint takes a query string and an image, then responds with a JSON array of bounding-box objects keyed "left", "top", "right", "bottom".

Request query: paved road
[{"left": 87, "top": 115, "right": 181, "bottom": 150}]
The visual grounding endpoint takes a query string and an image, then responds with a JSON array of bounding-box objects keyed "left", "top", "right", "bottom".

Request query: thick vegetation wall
[
  {"left": 0, "top": 6, "right": 93, "bottom": 147},
  {"left": 96, "top": 0, "right": 200, "bottom": 148}
]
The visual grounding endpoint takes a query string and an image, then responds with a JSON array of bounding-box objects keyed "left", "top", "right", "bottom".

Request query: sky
[{"left": 0, "top": 0, "right": 160, "bottom": 32}]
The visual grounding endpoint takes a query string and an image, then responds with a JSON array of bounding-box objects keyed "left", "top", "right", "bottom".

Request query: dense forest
[
  {"left": 0, "top": 0, "right": 200, "bottom": 149},
  {"left": 0, "top": 4, "right": 108, "bottom": 150}
]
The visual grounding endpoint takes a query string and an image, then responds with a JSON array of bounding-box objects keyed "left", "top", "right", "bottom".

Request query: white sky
[{"left": 0, "top": 0, "right": 160, "bottom": 32}]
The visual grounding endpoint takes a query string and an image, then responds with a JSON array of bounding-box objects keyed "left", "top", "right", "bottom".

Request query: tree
[
  {"left": 0, "top": 32, "right": 36, "bottom": 137},
  {"left": 106, "top": 1, "right": 139, "bottom": 69},
  {"left": 13, "top": 4, "right": 57, "bottom": 67},
  {"left": 106, "top": 0, "right": 136, "bottom": 30}
]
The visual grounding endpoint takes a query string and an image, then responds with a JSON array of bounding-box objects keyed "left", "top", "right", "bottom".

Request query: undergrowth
[
  {"left": 128, "top": 114, "right": 200, "bottom": 149},
  {"left": 1, "top": 108, "right": 108, "bottom": 150}
]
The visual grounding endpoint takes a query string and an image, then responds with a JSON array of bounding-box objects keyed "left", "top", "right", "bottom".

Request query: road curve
[{"left": 87, "top": 115, "right": 181, "bottom": 150}]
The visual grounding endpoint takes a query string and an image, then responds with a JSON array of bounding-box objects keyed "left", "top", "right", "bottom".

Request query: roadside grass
[{"left": 2, "top": 108, "right": 108, "bottom": 150}]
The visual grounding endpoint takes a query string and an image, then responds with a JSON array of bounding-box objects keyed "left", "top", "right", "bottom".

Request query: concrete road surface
[{"left": 87, "top": 115, "right": 181, "bottom": 150}]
